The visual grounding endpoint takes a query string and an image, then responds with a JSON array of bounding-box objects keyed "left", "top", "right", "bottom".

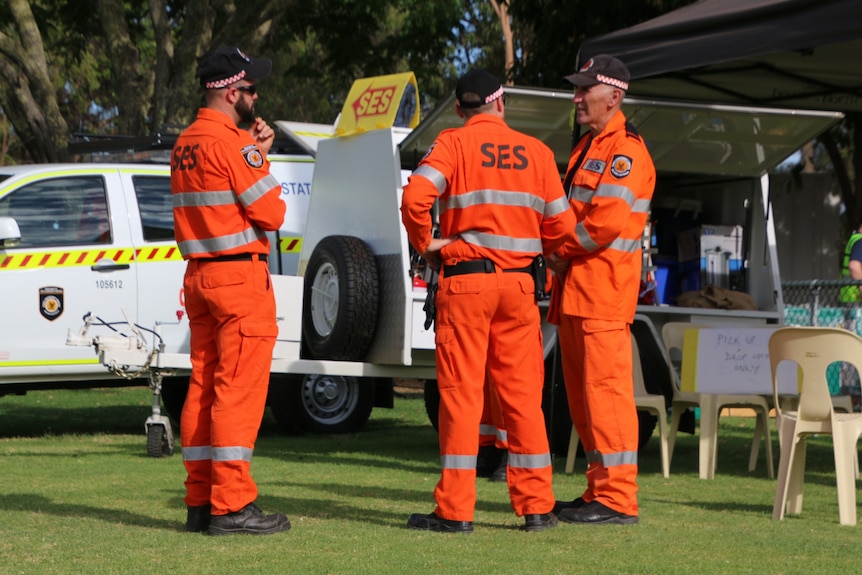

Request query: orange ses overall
[
  {"left": 551, "top": 110, "right": 656, "bottom": 517},
  {"left": 171, "top": 107, "right": 285, "bottom": 516},
  {"left": 402, "top": 114, "right": 575, "bottom": 521}
]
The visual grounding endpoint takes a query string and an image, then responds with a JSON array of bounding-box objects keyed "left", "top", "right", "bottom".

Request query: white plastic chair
[
  {"left": 565, "top": 334, "right": 670, "bottom": 478},
  {"left": 769, "top": 326, "right": 862, "bottom": 526},
  {"left": 661, "top": 322, "right": 773, "bottom": 480}
]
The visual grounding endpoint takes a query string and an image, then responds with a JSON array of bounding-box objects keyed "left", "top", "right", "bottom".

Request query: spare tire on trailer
[{"left": 302, "top": 235, "right": 380, "bottom": 360}]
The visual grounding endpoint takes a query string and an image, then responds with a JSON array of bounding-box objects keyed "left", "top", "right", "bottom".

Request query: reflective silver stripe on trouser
[
  {"left": 411, "top": 165, "right": 447, "bottom": 194},
  {"left": 182, "top": 446, "right": 212, "bottom": 461},
  {"left": 447, "top": 189, "right": 545, "bottom": 213},
  {"left": 479, "top": 424, "right": 509, "bottom": 443},
  {"left": 237, "top": 174, "right": 281, "bottom": 207},
  {"left": 212, "top": 446, "right": 254, "bottom": 463},
  {"left": 441, "top": 454, "right": 478, "bottom": 469},
  {"left": 459, "top": 231, "right": 543, "bottom": 254},
  {"left": 508, "top": 452, "right": 552, "bottom": 469},
  {"left": 586, "top": 450, "right": 638, "bottom": 467},
  {"left": 173, "top": 190, "right": 236, "bottom": 208},
  {"left": 178, "top": 226, "right": 267, "bottom": 258}
]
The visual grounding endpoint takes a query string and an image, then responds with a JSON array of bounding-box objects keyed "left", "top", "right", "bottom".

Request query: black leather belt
[
  {"left": 443, "top": 258, "right": 531, "bottom": 277},
  {"left": 206, "top": 253, "right": 268, "bottom": 263}
]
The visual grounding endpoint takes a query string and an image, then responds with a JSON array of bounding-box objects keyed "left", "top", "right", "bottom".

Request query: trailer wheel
[
  {"left": 268, "top": 374, "right": 374, "bottom": 434},
  {"left": 146, "top": 424, "right": 173, "bottom": 457},
  {"left": 303, "top": 235, "right": 379, "bottom": 360}
]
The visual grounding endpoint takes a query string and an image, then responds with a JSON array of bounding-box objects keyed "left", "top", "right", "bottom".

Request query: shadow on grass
[
  {"left": 0, "top": 493, "right": 180, "bottom": 531},
  {"left": 0, "top": 403, "right": 150, "bottom": 438}
]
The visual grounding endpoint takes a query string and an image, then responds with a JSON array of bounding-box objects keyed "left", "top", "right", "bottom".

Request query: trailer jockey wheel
[{"left": 303, "top": 235, "right": 380, "bottom": 360}]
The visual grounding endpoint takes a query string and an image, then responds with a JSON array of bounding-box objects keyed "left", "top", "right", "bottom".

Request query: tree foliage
[{"left": 0, "top": 0, "right": 859, "bottom": 235}]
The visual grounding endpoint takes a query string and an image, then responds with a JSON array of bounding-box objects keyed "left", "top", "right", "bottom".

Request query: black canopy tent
[{"left": 576, "top": 0, "right": 862, "bottom": 112}]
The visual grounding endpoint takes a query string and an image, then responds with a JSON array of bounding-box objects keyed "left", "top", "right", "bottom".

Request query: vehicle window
[
  {"left": 133, "top": 176, "right": 174, "bottom": 242},
  {"left": 0, "top": 176, "right": 110, "bottom": 248}
]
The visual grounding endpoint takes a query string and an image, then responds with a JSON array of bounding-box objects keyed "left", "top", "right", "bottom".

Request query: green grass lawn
[{"left": 0, "top": 386, "right": 859, "bottom": 575}]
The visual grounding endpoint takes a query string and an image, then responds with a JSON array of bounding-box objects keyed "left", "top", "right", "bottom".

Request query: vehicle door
[
  {"left": 0, "top": 167, "right": 139, "bottom": 380},
  {"left": 121, "top": 169, "right": 189, "bottom": 354}
]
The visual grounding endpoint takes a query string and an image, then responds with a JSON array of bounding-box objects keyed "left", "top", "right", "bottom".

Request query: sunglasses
[{"left": 235, "top": 85, "right": 257, "bottom": 96}]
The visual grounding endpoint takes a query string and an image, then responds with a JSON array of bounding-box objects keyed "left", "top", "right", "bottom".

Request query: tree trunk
[
  {"left": 489, "top": 0, "right": 515, "bottom": 83},
  {"left": 0, "top": 0, "right": 69, "bottom": 162},
  {"left": 97, "top": 0, "right": 152, "bottom": 136}
]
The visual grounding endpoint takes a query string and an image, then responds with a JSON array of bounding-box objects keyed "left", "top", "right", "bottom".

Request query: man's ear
[{"left": 455, "top": 101, "right": 465, "bottom": 119}]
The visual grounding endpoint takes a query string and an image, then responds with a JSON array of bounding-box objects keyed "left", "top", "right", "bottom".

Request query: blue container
[{"left": 653, "top": 257, "right": 678, "bottom": 304}]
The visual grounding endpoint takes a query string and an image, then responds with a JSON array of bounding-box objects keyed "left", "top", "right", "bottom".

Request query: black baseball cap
[
  {"left": 455, "top": 69, "right": 505, "bottom": 109},
  {"left": 196, "top": 46, "right": 272, "bottom": 89},
  {"left": 565, "top": 54, "right": 630, "bottom": 91}
]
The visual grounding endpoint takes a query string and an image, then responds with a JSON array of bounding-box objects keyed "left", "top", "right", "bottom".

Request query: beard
[{"left": 234, "top": 97, "right": 256, "bottom": 124}]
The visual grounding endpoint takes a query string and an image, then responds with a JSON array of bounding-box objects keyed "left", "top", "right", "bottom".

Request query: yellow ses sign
[{"left": 335, "top": 72, "right": 420, "bottom": 137}]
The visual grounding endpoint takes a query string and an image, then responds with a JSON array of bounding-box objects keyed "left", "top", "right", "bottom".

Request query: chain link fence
[{"left": 782, "top": 279, "right": 862, "bottom": 410}]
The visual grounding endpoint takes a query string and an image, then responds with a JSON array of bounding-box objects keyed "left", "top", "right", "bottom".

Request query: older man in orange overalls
[{"left": 548, "top": 55, "right": 656, "bottom": 525}]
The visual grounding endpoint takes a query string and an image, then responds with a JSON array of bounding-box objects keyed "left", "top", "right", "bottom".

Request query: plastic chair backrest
[
  {"left": 660, "top": 322, "right": 712, "bottom": 393},
  {"left": 632, "top": 334, "right": 648, "bottom": 396},
  {"left": 768, "top": 326, "right": 862, "bottom": 422}
]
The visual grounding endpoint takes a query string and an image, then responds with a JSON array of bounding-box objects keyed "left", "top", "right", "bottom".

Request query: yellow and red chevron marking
[
  {"left": 279, "top": 237, "right": 303, "bottom": 253},
  {"left": 0, "top": 245, "right": 183, "bottom": 270}
]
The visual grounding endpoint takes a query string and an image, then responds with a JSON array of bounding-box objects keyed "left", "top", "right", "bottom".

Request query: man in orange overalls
[
  {"left": 548, "top": 55, "right": 656, "bottom": 524},
  {"left": 402, "top": 69, "right": 576, "bottom": 533},
  {"left": 171, "top": 46, "right": 290, "bottom": 536}
]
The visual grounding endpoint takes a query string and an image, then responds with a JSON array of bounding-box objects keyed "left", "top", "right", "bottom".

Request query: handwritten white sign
[{"left": 682, "top": 327, "right": 798, "bottom": 395}]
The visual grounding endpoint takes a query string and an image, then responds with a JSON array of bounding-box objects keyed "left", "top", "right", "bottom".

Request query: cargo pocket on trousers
[
  {"left": 516, "top": 276, "right": 537, "bottom": 325},
  {"left": 233, "top": 320, "right": 279, "bottom": 385},
  {"left": 201, "top": 269, "right": 246, "bottom": 289}
]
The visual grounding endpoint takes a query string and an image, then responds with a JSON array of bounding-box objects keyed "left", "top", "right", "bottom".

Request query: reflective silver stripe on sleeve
[
  {"left": 182, "top": 446, "right": 212, "bottom": 461},
  {"left": 594, "top": 184, "right": 652, "bottom": 213},
  {"left": 441, "top": 454, "right": 478, "bottom": 470},
  {"left": 575, "top": 222, "right": 599, "bottom": 252},
  {"left": 569, "top": 185, "right": 594, "bottom": 203},
  {"left": 479, "top": 424, "right": 497, "bottom": 436},
  {"left": 460, "top": 231, "right": 543, "bottom": 253},
  {"left": 238, "top": 174, "right": 280, "bottom": 207},
  {"left": 448, "top": 189, "right": 544, "bottom": 213},
  {"left": 178, "top": 226, "right": 267, "bottom": 257},
  {"left": 608, "top": 237, "right": 642, "bottom": 253},
  {"left": 586, "top": 449, "right": 638, "bottom": 467},
  {"left": 632, "top": 198, "right": 651, "bottom": 213},
  {"left": 212, "top": 446, "right": 254, "bottom": 463},
  {"left": 496, "top": 429, "right": 508, "bottom": 443},
  {"left": 412, "top": 165, "right": 447, "bottom": 195},
  {"left": 595, "top": 183, "right": 635, "bottom": 206},
  {"left": 544, "top": 195, "right": 571, "bottom": 218},
  {"left": 173, "top": 190, "right": 236, "bottom": 208},
  {"left": 508, "top": 452, "right": 552, "bottom": 469}
]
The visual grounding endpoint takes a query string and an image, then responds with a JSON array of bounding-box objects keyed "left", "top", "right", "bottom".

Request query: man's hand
[
  {"left": 422, "top": 237, "right": 455, "bottom": 272},
  {"left": 249, "top": 118, "right": 275, "bottom": 155},
  {"left": 546, "top": 253, "right": 570, "bottom": 277}
]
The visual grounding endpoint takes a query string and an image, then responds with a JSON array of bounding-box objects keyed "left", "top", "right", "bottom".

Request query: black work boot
[
  {"left": 185, "top": 505, "right": 211, "bottom": 533},
  {"left": 207, "top": 502, "right": 291, "bottom": 536},
  {"left": 522, "top": 512, "right": 558, "bottom": 532},
  {"left": 489, "top": 451, "right": 508, "bottom": 483},
  {"left": 407, "top": 512, "right": 474, "bottom": 534}
]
